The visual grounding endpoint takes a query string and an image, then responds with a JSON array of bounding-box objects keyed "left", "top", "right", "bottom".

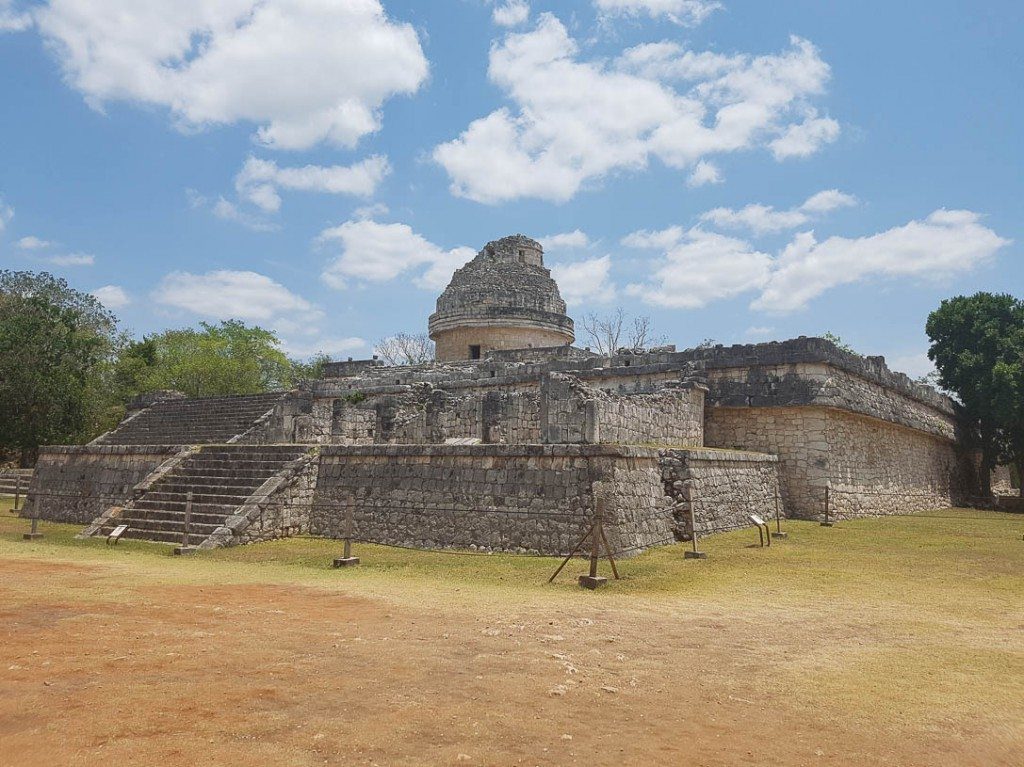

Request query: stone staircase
[
  {"left": 92, "top": 445, "right": 313, "bottom": 546},
  {"left": 95, "top": 393, "right": 288, "bottom": 445}
]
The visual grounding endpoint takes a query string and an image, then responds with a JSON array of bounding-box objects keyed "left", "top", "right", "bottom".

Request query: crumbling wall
[
  {"left": 24, "top": 445, "right": 184, "bottom": 524},
  {"left": 310, "top": 444, "right": 670, "bottom": 556},
  {"left": 660, "top": 448, "right": 780, "bottom": 537}
]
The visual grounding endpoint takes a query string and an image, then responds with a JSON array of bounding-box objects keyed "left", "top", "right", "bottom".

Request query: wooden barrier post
[
  {"left": 23, "top": 493, "right": 43, "bottom": 540},
  {"left": 772, "top": 484, "right": 788, "bottom": 539},
  {"left": 578, "top": 499, "right": 608, "bottom": 589},
  {"left": 684, "top": 500, "right": 707, "bottom": 560},
  {"left": 14, "top": 475, "right": 22, "bottom": 512},
  {"left": 174, "top": 491, "right": 198, "bottom": 555},
  {"left": 821, "top": 486, "right": 834, "bottom": 527},
  {"left": 333, "top": 502, "right": 360, "bottom": 567}
]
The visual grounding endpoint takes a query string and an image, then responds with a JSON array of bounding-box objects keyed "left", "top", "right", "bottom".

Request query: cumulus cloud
[
  {"left": 48, "top": 253, "right": 94, "bottom": 266},
  {"left": 0, "top": 0, "right": 31, "bottom": 32},
  {"left": 235, "top": 155, "right": 390, "bottom": 213},
  {"left": 626, "top": 229, "right": 772, "bottom": 308},
  {"left": 624, "top": 208, "right": 1009, "bottom": 313},
  {"left": 154, "top": 270, "right": 321, "bottom": 325},
  {"left": 687, "top": 160, "right": 722, "bottom": 187},
  {"left": 35, "top": 0, "right": 428, "bottom": 150},
  {"left": 539, "top": 229, "right": 591, "bottom": 250},
  {"left": 209, "top": 198, "right": 277, "bottom": 232},
  {"left": 16, "top": 235, "right": 52, "bottom": 249},
  {"left": 551, "top": 255, "right": 616, "bottom": 305},
  {"left": 753, "top": 209, "right": 1010, "bottom": 312},
  {"left": 768, "top": 111, "right": 840, "bottom": 159},
  {"left": 594, "top": 0, "right": 722, "bottom": 26},
  {"left": 700, "top": 188, "right": 856, "bottom": 234},
  {"left": 91, "top": 284, "right": 130, "bottom": 309},
  {"left": 434, "top": 16, "right": 837, "bottom": 203},
  {"left": 493, "top": 0, "right": 529, "bottom": 27},
  {"left": 319, "top": 219, "right": 475, "bottom": 292}
]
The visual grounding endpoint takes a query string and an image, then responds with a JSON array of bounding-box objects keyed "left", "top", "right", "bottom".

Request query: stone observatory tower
[{"left": 428, "top": 234, "right": 575, "bottom": 362}]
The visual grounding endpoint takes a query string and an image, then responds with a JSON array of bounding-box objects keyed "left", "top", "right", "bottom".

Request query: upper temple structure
[
  {"left": 428, "top": 235, "right": 574, "bottom": 361},
  {"left": 24, "top": 233, "right": 1005, "bottom": 555}
]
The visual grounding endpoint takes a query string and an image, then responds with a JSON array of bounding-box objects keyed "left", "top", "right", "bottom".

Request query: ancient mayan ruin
[{"left": 25, "top": 235, "right": 978, "bottom": 555}]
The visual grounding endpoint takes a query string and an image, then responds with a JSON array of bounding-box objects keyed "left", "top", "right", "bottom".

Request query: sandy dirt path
[{"left": 1, "top": 557, "right": 1021, "bottom": 766}]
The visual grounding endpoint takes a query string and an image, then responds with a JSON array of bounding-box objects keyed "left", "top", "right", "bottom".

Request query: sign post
[
  {"left": 684, "top": 502, "right": 707, "bottom": 560},
  {"left": 333, "top": 502, "right": 360, "bottom": 567}
]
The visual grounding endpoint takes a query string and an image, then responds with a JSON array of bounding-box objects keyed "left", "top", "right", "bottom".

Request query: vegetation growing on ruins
[{"left": 927, "top": 292, "right": 1024, "bottom": 496}]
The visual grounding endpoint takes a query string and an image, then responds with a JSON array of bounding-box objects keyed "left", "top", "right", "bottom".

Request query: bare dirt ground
[{"left": 1, "top": 513, "right": 1023, "bottom": 766}]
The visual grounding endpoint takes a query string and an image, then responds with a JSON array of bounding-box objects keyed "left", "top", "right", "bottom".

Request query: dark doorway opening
[{"left": 469, "top": 345, "right": 481, "bottom": 360}]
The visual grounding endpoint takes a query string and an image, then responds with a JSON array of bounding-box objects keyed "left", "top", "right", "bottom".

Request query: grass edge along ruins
[{"left": 22, "top": 234, "right": 1004, "bottom": 556}]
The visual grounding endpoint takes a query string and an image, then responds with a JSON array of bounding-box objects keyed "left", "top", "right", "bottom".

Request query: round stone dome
[{"left": 428, "top": 234, "right": 575, "bottom": 361}]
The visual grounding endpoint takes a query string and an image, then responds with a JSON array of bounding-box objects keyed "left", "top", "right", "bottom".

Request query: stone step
[
  {"left": 141, "top": 490, "right": 253, "bottom": 506},
  {"left": 108, "top": 516, "right": 224, "bottom": 535},
  {"left": 132, "top": 498, "right": 239, "bottom": 515},
  {"left": 154, "top": 480, "right": 265, "bottom": 495},
  {"left": 102, "top": 527, "right": 209, "bottom": 546},
  {"left": 116, "top": 508, "right": 232, "bottom": 527}
]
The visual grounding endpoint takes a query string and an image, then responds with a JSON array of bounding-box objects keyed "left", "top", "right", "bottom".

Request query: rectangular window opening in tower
[{"left": 469, "top": 345, "right": 481, "bottom": 360}]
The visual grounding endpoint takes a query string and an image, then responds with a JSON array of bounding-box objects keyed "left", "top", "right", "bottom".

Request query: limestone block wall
[
  {"left": 433, "top": 325, "right": 572, "bottom": 362},
  {"left": 24, "top": 445, "right": 185, "bottom": 524},
  {"left": 310, "top": 444, "right": 671, "bottom": 556},
  {"left": 825, "top": 410, "right": 959, "bottom": 517},
  {"left": 991, "top": 465, "right": 1016, "bottom": 497},
  {"left": 705, "top": 406, "right": 830, "bottom": 519},
  {"left": 660, "top": 449, "right": 780, "bottom": 537}
]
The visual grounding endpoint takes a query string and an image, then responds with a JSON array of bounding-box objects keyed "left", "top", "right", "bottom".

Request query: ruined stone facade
[{"left": 27, "top": 233, "right": 983, "bottom": 556}]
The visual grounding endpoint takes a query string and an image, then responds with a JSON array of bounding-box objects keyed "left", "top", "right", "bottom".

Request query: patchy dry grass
[{"left": 2, "top": 494, "right": 1023, "bottom": 766}]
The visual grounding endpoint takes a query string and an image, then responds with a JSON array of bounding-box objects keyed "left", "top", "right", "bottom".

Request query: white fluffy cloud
[
  {"left": 0, "top": 0, "right": 31, "bottom": 32},
  {"left": 493, "top": 0, "right": 529, "bottom": 27},
  {"left": 551, "top": 255, "right": 616, "bottom": 305},
  {"left": 35, "top": 0, "right": 428, "bottom": 150},
  {"left": 235, "top": 155, "right": 390, "bottom": 213},
  {"left": 769, "top": 111, "right": 840, "bottom": 159},
  {"left": 48, "top": 253, "right": 94, "bottom": 266},
  {"left": 16, "top": 235, "right": 52, "bottom": 249},
  {"left": 700, "top": 188, "right": 856, "bottom": 234},
  {"left": 154, "top": 269, "right": 320, "bottom": 323},
  {"left": 687, "top": 160, "right": 722, "bottom": 187},
  {"left": 594, "top": 0, "right": 722, "bottom": 26},
  {"left": 754, "top": 209, "right": 1010, "bottom": 312},
  {"left": 434, "top": 16, "right": 837, "bottom": 203},
  {"left": 539, "top": 229, "right": 591, "bottom": 250},
  {"left": 319, "top": 220, "right": 475, "bottom": 291},
  {"left": 626, "top": 229, "right": 772, "bottom": 308},
  {"left": 624, "top": 208, "right": 1009, "bottom": 313},
  {"left": 91, "top": 284, "right": 130, "bottom": 309}
]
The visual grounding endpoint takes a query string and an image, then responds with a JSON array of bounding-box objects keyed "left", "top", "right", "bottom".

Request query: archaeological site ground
[{"left": 5, "top": 235, "right": 1024, "bottom": 765}]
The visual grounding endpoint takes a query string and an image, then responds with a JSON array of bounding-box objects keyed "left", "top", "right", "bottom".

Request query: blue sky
[{"left": 1, "top": 0, "right": 1020, "bottom": 375}]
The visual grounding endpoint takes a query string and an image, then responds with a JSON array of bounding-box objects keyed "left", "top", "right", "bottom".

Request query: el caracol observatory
[{"left": 428, "top": 234, "right": 575, "bottom": 362}]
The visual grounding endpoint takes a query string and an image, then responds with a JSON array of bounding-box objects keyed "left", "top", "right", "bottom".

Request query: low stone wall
[
  {"left": 24, "top": 445, "right": 184, "bottom": 524},
  {"left": 660, "top": 449, "right": 780, "bottom": 537},
  {"left": 310, "top": 444, "right": 671, "bottom": 556}
]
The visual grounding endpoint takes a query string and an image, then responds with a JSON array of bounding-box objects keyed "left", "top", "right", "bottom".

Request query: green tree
[
  {"left": 290, "top": 352, "right": 331, "bottom": 382},
  {"left": 0, "top": 271, "right": 119, "bottom": 464},
  {"left": 926, "top": 293, "right": 1024, "bottom": 496},
  {"left": 136, "top": 320, "right": 293, "bottom": 397}
]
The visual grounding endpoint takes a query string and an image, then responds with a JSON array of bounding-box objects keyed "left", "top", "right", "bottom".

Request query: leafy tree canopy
[{"left": 926, "top": 292, "right": 1024, "bottom": 495}]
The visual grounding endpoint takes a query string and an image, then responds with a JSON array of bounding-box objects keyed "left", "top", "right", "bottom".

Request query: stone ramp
[
  {"left": 95, "top": 392, "right": 288, "bottom": 445},
  {"left": 90, "top": 445, "right": 313, "bottom": 546}
]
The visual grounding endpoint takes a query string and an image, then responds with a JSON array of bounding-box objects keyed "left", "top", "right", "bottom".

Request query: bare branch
[{"left": 374, "top": 333, "right": 435, "bottom": 366}]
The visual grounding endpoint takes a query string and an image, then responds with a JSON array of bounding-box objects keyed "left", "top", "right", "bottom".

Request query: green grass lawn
[{"left": 3, "top": 494, "right": 1021, "bottom": 607}]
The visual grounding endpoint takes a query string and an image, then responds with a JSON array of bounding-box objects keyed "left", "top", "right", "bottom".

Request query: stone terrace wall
[
  {"left": 310, "top": 444, "right": 670, "bottom": 556},
  {"left": 660, "top": 449, "right": 780, "bottom": 538},
  {"left": 24, "top": 445, "right": 184, "bottom": 524},
  {"left": 705, "top": 406, "right": 829, "bottom": 520},
  {"left": 825, "top": 410, "right": 959, "bottom": 518}
]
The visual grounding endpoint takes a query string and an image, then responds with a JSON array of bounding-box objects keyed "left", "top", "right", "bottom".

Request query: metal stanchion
[
  {"left": 23, "top": 493, "right": 43, "bottom": 540},
  {"left": 772, "top": 484, "right": 788, "bottom": 538},
  {"left": 333, "top": 504, "right": 360, "bottom": 567},
  {"left": 821, "top": 486, "right": 834, "bottom": 527},
  {"left": 174, "top": 491, "right": 198, "bottom": 555},
  {"left": 684, "top": 502, "right": 707, "bottom": 559}
]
